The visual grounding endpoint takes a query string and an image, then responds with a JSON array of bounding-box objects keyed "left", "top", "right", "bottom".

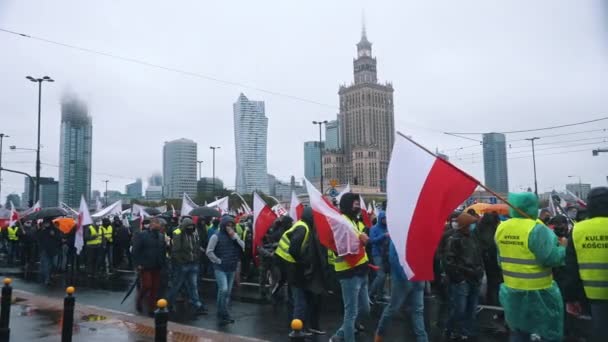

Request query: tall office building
[
  {"left": 482, "top": 133, "right": 509, "bottom": 193},
  {"left": 304, "top": 141, "right": 324, "bottom": 182},
  {"left": 325, "top": 24, "right": 395, "bottom": 192},
  {"left": 325, "top": 119, "right": 342, "bottom": 150},
  {"left": 25, "top": 177, "right": 59, "bottom": 208},
  {"left": 163, "top": 138, "right": 197, "bottom": 199},
  {"left": 59, "top": 94, "right": 92, "bottom": 208},
  {"left": 148, "top": 173, "right": 163, "bottom": 187},
  {"left": 125, "top": 178, "right": 143, "bottom": 199},
  {"left": 233, "top": 93, "right": 269, "bottom": 194}
]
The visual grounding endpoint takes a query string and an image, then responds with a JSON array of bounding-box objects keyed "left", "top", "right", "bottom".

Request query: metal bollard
[
  {"left": 154, "top": 299, "right": 168, "bottom": 342},
  {"left": 0, "top": 278, "right": 13, "bottom": 342},
  {"left": 288, "top": 319, "right": 307, "bottom": 342},
  {"left": 62, "top": 286, "right": 76, "bottom": 342}
]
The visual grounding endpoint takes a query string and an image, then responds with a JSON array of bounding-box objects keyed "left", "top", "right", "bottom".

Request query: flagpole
[{"left": 396, "top": 132, "right": 531, "bottom": 219}]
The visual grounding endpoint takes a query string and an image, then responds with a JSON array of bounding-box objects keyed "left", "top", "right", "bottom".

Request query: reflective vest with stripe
[
  {"left": 101, "top": 225, "right": 113, "bottom": 243},
  {"left": 572, "top": 217, "right": 608, "bottom": 300},
  {"left": 495, "top": 218, "right": 553, "bottom": 290},
  {"left": 7, "top": 227, "right": 18, "bottom": 241},
  {"left": 87, "top": 226, "right": 103, "bottom": 246},
  {"left": 275, "top": 221, "right": 310, "bottom": 263},
  {"left": 333, "top": 215, "right": 368, "bottom": 272}
]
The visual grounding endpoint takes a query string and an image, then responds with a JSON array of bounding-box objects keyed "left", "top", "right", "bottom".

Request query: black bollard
[
  {"left": 0, "top": 278, "right": 13, "bottom": 342},
  {"left": 62, "top": 286, "right": 76, "bottom": 342},
  {"left": 288, "top": 319, "right": 307, "bottom": 342},
  {"left": 154, "top": 299, "right": 168, "bottom": 342}
]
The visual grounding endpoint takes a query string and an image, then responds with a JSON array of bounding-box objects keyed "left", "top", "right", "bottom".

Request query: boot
[{"left": 374, "top": 335, "right": 383, "bottom": 342}]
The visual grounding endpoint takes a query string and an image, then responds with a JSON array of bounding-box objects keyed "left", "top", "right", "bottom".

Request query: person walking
[
  {"left": 5, "top": 222, "right": 23, "bottom": 266},
  {"left": 132, "top": 217, "right": 167, "bottom": 316},
  {"left": 36, "top": 218, "right": 62, "bottom": 285},
  {"left": 565, "top": 187, "right": 608, "bottom": 342},
  {"left": 167, "top": 217, "right": 207, "bottom": 315},
  {"left": 495, "top": 193, "right": 566, "bottom": 342},
  {"left": 368, "top": 211, "right": 390, "bottom": 303},
  {"left": 443, "top": 212, "right": 484, "bottom": 340},
  {"left": 85, "top": 222, "right": 104, "bottom": 277},
  {"left": 374, "top": 240, "right": 428, "bottom": 342},
  {"left": 206, "top": 215, "right": 244, "bottom": 326},
  {"left": 100, "top": 218, "right": 115, "bottom": 274},
  {"left": 329, "top": 193, "right": 370, "bottom": 342}
]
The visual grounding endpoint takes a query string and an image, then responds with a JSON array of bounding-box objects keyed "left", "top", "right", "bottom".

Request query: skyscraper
[
  {"left": 59, "top": 94, "right": 92, "bottom": 208},
  {"left": 325, "top": 119, "right": 342, "bottom": 150},
  {"left": 327, "top": 24, "right": 394, "bottom": 191},
  {"left": 125, "top": 178, "right": 143, "bottom": 199},
  {"left": 233, "top": 93, "right": 269, "bottom": 194},
  {"left": 482, "top": 133, "right": 509, "bottom": 193},
  {"left": 304, "top": 141, "right": 324, "bottom": 182},
  {"left": 163, "top": 138, "right": 197, "bottom": 199},
  {"left": 148, "top": 173, "right": 163, "bottom": 187},
  {"left": 31, "top": 177, "right": 60, "bottom": 208}
]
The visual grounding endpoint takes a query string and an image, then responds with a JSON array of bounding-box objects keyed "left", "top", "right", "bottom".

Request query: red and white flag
[
  {"left": 359, "top": 196, "right": 372, "bottom": 228},
  {"left": 272, "top": 204, "right": 288, "bottom": 217},
  {"left": 565, "top": 189, "right": 587, "bottom": 208},
  {"left": 289, "top": 191, "right": 304, "bottom": 221},
  {"left": 76, "top": 195, "right": 93, "bottom": 255},
  {"left": 207, "top": 196, "right": 229, "bottom": 215},
  {"left": 252, "top": 192, "right": 278, "bottom": 265},
  {"left": 21, "top": 200, "right": 41, "bottom": 218},
  {"left": 305, "top": 179, "right": 365, "bottom": 266},
  {"left": 180, "top": 193, "right": 198, "bottom": 217},
  {"left": 9, "top": 201, "right": 19, "bottom": 227},
  {"left": 387, "top": 134, "right": 477, "bottom": 280},
  {"left": 336, "top": 183, "right": 351, "bottom": 204}
]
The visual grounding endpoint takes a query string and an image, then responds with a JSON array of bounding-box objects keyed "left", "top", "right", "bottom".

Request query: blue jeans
[
  {"left": 292, "top": 286, "right": 308, "bottom": 324},
  {"left": 214, "top": 269, "right": 235, "bottom": 319},
  {"left": 332, "top": 275, "right": 371, "bottom": 342},
  {"left": 376, "top": 278, "right": 428, "bottom": 341},
  {"left": 447, "top": 281, "right": 480, "bottom": 337},
  {"left": 168, "top": 263, "right": 204, "bottom": 309},
  {"left": 369, "top": 255, "right": 387, "bottom": 298},
  {"left": 39, "top": 250, "right": 57, "bottom": 283}
]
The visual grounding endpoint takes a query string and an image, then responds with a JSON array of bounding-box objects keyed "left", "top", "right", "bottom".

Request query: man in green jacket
[{"left": 167, "top": 218, "right": 207, "bottom": 315}]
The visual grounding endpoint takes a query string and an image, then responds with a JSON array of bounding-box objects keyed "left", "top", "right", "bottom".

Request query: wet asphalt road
[{"left": 0, "top": 268, "right": 508, "bottom": 342}]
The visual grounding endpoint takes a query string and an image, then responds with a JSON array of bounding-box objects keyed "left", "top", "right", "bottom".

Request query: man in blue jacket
[{"left": 369, "top": 211, "right": 390, "bottom": 302}]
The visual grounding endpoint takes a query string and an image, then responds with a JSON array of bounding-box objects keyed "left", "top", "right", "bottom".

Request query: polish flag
[
  {"left": 180, "top": 193, "right": 198, "bottom": 217},
  {"left": 289, "top": 191, "right": 304, "bottom": 221},
  {"left": 21, "top": 200, "right": 41, "bottom": 218},
  {"left": 9, "top": 201, "right": 19, "bottom": 227},
  {"left": 252, "top": 193, "right": 278, "bottom": 265},
  {"left": 359, "top": 196, "right": 372, "bottom": 228},
  {"left": 565, "top": 189, "right": 587, "bottom": 208},
  {"left": 336, "top": 183, "right": 351, "bottom": 204},
  {"left": 76, "top": 195, "right": 93, "bottom": 255},
  {"left": 207, "top": 196, "right": 229, "bottom": 215},
  {"left": 305, "top": 179, "right": 365, "bottom": 266},
  {"left": 387, "top": 134, "right": 477, "bottom": 280}
]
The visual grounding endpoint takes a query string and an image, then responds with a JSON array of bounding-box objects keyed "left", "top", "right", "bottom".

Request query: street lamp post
[
  {"left": 525, "top": 137, "right": 540, "bottom": 196},
  {"left": 209, "top": 146, "right": 220, "bottom": 197},
  {"left": 26, "top": 75, "right": 54, "bottom": 203},
  {"left": 0, "top": 134, "right": 8, "bottom": 202},
  {"left": 103, "top": 180, "right": 109, "bottom": 206},
  {"left": 312, "top": 120, "right": 328, "bottom": 194}
]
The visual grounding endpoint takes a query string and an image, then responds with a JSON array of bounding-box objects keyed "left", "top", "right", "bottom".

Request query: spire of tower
[{"left": 361, "top": 10, "right": 367, "bottom": 40}]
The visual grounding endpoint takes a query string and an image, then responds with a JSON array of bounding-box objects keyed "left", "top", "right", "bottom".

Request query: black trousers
[{"left": 86, "top": 246, "right": 103, "bottom": 276}]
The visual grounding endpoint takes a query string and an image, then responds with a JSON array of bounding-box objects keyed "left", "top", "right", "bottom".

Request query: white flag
[
  {"left": 180, "top": 193, "right": 198, "bottom": 217},
  {"left": 336, "top": 183, "right": 351, "bottom": 204},
  {"left": 207, "top": 196, "right": 229, "bottom": 215},
  {"left": 76, "top": 195, "right": 93, "bottom": 255},
  {"left": 9, "top": 201, "right": 19, "bottom": 227}
]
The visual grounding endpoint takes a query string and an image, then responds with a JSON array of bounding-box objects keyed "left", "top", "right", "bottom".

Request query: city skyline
[{"left": 1, "top": 1, "right": 607, "bottom": 200}]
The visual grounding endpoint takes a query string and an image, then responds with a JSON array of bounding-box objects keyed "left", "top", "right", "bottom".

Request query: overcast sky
[{"left": 1, "top": 0, "right": 608, "bottom": 203}]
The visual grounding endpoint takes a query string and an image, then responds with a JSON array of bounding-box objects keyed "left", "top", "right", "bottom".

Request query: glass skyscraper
[
  {"left": 59, "top": 95, "right": 92, "bottom": 208},
  {"left": 304, "top": 141, "right": 324, "bottom": 182},
  {"left": 163, "top": 138, "right": 197, "bottom": 199},
  {"left": 325, "top": 119, "right": 341, "bottom": 151},
  {"left": 482, "top": 132, "right": 509, "bottom": 193},
  {"left": 233, "top": 93, "right": 269, "bottom": 194}
]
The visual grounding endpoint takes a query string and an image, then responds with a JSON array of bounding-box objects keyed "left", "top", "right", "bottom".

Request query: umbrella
[
  {"left": 144, "top": 207, "right": 161, "bottom": 216},
  {"left": 53, "top": 217, "right": 76, "bottom": 234},
  {"left": 484, "top": 203, "right": 510, "bottom": 216},
  {"left": 121, "top": 273, "right": 140, "bottom": 304},
  {"left": 464, "top": 203, "right": 490, "bottom": 215},
  {"left": 189, "top": 207, "right": 221, "bottom": 217},
  {"left": 31, "top": 207, "right": 69, "bottom": 220}
]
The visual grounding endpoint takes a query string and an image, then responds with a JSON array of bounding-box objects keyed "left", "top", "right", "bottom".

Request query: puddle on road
[{"left": 81, "top": 314, "right": 107, "bottom": 322}]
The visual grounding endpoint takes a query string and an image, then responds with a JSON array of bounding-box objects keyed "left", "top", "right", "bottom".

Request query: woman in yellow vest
[
  {"left": 564, "top": 187, "right": 608, "bottom": 342},
  {"left": 495, "top": 192, "right": 566, "bottom": 342}
]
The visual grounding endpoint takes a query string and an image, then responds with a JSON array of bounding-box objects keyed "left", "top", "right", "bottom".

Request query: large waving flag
[
  {"left": 359, "top": 196, "right": 372, "bottom": 228},
  {"left": 252, "top": 193, "right": 278, "bottom": 264},
  {"left": 565, "top": 189, "right": 587, "bottom": 208},
  {"left": 305, "top": 178, "right": 364, "bottom": 266},
  {"left": 180, "top": 193, "right": 198, "bottom": 216},
  {"left": 91, "top": 200, "right": 123, "bottom": 219},
  {"left": 289, "top": 191, "right": 304, "bottom": 221},
  {"left": 9, "top": 201, "right": 19, "bottom": 227},
  {"left": 76, "top": 195, "right": 93, "bottom": 255},
  {"left": 207, "top": 196, "right": 229, "bottom": 215},
  {"left": 21, "top": 200, "right": 41, "bottom": 218},
  {"left": 387, "top": 133, "right": 477, "bottom": 280}
]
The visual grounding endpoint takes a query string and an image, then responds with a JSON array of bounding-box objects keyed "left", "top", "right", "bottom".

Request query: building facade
[
  {"left": 325, "top": 119, "right": 342, "bottom": 151},
  {"left": 24, "top": 177, "right": 59, "bottom": 208},
  {"left": 234, "top": 93, "right": 269, "bottom": 194},
  {"left": 148, "top": 173, "right": 163, "bottom": 187},
  {"left": 145, "top": 186, "right": 163, "bottom": 201},
  {"left": 59, "top": 95, "right": 92, "bottom": 208},
  {"left": 324, "top": 26, "right": 395, "bottom": 192},
  {"left": 125, "top": 178, "right": 143, "bottom": 199},
  {"left": 482, "top": 133, "right": 509, "bottom": 194},
  {"left": 163, "top": 138, "right": 197, "bottom": 199},
  {"left": 197, "top": 177, "right": 224, "bottom": 195},
  {"left": 566, "top": 183, "right": 591, "bottom": 200},
  {"left": 304, "top": 141, "right": 324, "bottom": 183}
]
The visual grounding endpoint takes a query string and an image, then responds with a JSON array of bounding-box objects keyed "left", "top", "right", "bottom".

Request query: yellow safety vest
[
  {"left": 276, "top": 221, "right": 310, "bottom": 264},
  {"left": 333, "top": 215, "right": 368, "bottom": 273},
  {"left": 7, "top": 226, "right": 18, "bottom": 241},
  {"left": 87, "top": 226, "right": 103, "bottom": 246},
  {"left": 572, "top": 217, "right": 608, "bottom": 300},
  {"left": 101, "top": 225, "right": 113, "bottom": 243},
  {"left": 495, "top": 218, "right": 553, "bottom": 290}
]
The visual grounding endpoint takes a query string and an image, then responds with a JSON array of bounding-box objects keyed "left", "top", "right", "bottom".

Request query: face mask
[{"left": 451, "top": 221, "right": 459, "bottom": 229}]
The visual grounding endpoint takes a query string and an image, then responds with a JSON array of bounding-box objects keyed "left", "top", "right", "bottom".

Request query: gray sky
[{"left": 1, "top": 0, "right": 608, "bottom": 203}]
